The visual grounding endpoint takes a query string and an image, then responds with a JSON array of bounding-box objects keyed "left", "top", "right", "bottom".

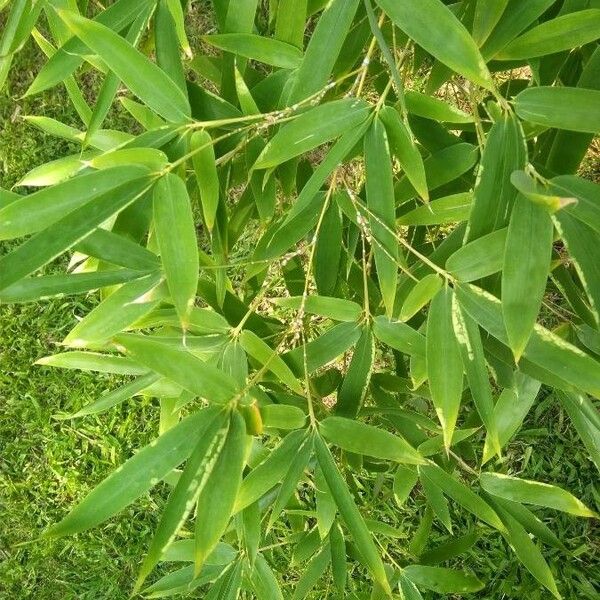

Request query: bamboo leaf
[
  {"left": 154, "top": 173, "right": 200, "bottom": 329},
  {"left": 57, "top": 9, "right": 191, "bottom": 122},
  {"left": 46, "top": 406, "right": 222, "bottom": 537},
  {"left": 320, "top": 416, "right": 425, "bottom": 464},
  {"left": 502, "top": 195, "right": 554, "bottom": 360},
  {"left": 426, "top": 287, "right": 463, "bottom": 449},
  {"left": 377, "top": 0, "right": 494, "bottom": 90}
]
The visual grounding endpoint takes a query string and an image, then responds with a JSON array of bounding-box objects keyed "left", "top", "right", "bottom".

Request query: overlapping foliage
[{"left": 1, "top": 0, "right": 600, "bottom": 597}]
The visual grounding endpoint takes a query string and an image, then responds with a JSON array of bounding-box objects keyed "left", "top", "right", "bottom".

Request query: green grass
[{"left": 1, "top": 34, "right": 599, "bottom": 600}]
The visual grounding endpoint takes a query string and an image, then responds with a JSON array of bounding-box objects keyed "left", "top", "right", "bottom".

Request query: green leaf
[
  {"left": 335, "top": 326, "right": 374, "bottom": 418},
  {"left": 0, "top": 269, "right": 149, "bottom": 304},
  {"left": 114, "top": 334, "right": 239, "bottom": 403},
  {"left": 472, "top": 0, "right": 509, "bottom": 46},
  {"left": 400, "top": 274, "right": 443, "bottom": 322},
  {"left": 273, "top": 296, "right": 362, "bottom": 322},
  {"left": 482, "top": 373, "right": 540, "bottom": 464},
  {"left": 285, "top": 321, "right": 362, "bottom": 375},
  {"left": 314, "top": 201, "right": 343, "bottom": 295},
  {"left": 377, "top": 0, "right": 494, "bottom": 90},
  {"left": 515, "top": 87, "right": 600, "bottom": 134},
  {"left": 365, "top": 117, "right": 399, "bottom": 316},
  {"left": 481, "top": 0, "right": 555, "bottom": 59},
  {"left": 397, "top": 193, "right": 472, "bottom": 226},
  {"left": 480, "top": 473, "right": 597, "bottom": 518},
  {"left": 405, "top": 90, "right": 474, "bottom": 124},
  {"left": 291, "top": 543, "right": 331, "bottom": 600},
  {"left": 373, "top": 316, "right": 426, "bottom": 358},
  {"left": 134, "top": 409, "right": 230, "bottom": 591},
  {"left": 202, "top": 34, "right": 303, "bottom": 69},
  {"left": 261, "top": 404, "right": 307, "bottom": 430},
  {"left": 57, "top": 9, "right": 190, "bottom": 122},
  {"left": 502, "top": 195, "right": 554, "bottom": 360},
  {"left": 314, "top": 434, "right": 391, "bottom": 595},
  {"left": 465, "top": 113, "right": 526, "bottom": 242},
  {"left": 457, "top": 283, "right": 600, "bottom": 398},
  {"left": 288, "top": 0, "right": 360, "bottom": 102},
  {"left": 195, "top": 411, "right": 247, "bottom": 573},
  {"left": 254, "top": 98, "right": 370, "bottom": 169},
  {"left": 446, "top": 228, "right": 507, "bottom": 282},
  {"left": 63, "top": 272, "right": 163, "bottom": 348},
  {"left": 320, "top": 416, "right": 425, "bottom": 464},
  {"left": 553, "top": 212, "right": 600, "bottom": 327},
  {"left": 418, "top": 464, "right": 505, "bottom": 531},
  {"left": 190, "top": 130, "right": 220, "bottom": 232},
  {"left": 393, "top": 465, "right": 419, "bottom": 507},
  {"left": 154, "top": 173, "right": 200, "bottom": 329},
  {"left": 240, "top": 330, "right": 304, "bottom": 394},
  {"left": 235, "top": 430, "right": 307, "bottom": 512},
  {"left": 426, "top": 287, "right": 463, "bottom": 449},
  {"left": 421, "top": 469, "right": 452, "bottom": 533},
  {"left": 491, "top": 501, "right": 561, "bottom": 599},
  {"left": 0, "top": 176, "right": 153, "bottom": 292},
  {"left": 0, "top": 166, "right": 148, "bottom": 240},
  {"left": 275, "top": 0, "right": 307, "bottom": 48},
  {"left": 36, "top": 351, "right": 148, "bottom": 376},
  {"left": 250, "top": 554, "right": 284, "bottom": 600},
  {"left": 67, "top": 372, "right": 161, "bottom": 419},
  {"left": 497, "top": 10, "right": 600, "bottom": 60},
  {"left": 379, "top": 106, "right": 428, "bottom": 202},
  {"left": 46, "top": 406, "right": 222, "bottom": 537},
  {"left": 403, "top": 566, "right": 484, "bottom": 594}
]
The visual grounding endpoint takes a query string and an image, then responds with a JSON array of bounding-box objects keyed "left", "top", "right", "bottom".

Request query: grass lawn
[{"left": 0, "top": 33, "right": 599, "bottom": 600}]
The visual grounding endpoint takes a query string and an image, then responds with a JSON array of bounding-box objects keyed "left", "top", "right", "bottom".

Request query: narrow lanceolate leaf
[
  {"left": 515, "top": 87, "right": 600, "bottom": 134},
  {"left": 0, "top": 270, "right": 149, "bottom": 304},
  {"left": 377, "top": 0, "right": 494, "bottom": 90},
  {"left": 239, "top": 330, "right": 303, "bottom": 394},
  {"left": 335, "top": 327, "right": 374, "bottom": 418},
  {"left": 373, "top": 316, "right": 426, "bottom": 358},
  {"left": 114, "top": 334, "right": 238, "bottom": 403},
  {"left": 466, "top": 113, "right": 526, "bottom": 242},
  {"left": 154, "top": 174, "right": 199, "bottom": 329},
  {"left": 0, "top": 166, "right": 148, "bottom": 241},
  {"left": 0, "top": 177, "right": 153, "bottom": 292},
  {"left": 403, "top": 566, "right": 484, "bottom": 594},
  {"left": 57, "top": 9, "right": 190, "bottom": 122},
  {"left": 190, "top": 130, "right": 220, "bottom": 232},
  {"left": 195, "top": 411, "right": 247, "bottom": 574},
  {"left": 472, "top": 0, "right": 509, "bottom": 46},
  {"left": 492, "top": 502, "right": 561, "bottom": 599},
  {"left": 502, "top": 195, "right": 553, "bottom": 360},
  {"left": 314, "top": 435, "right": 391, "bottom": 595},
  {"left": 427, "top": 287, "right": 463, "bottom": 449},
  {"left": 497, "top": 10, "right": 600, "bottom": 60},
  {"left": 273, "top": 296, "right": 362, "bottom": 322},
  {"left": 202, "top": 34, "right": 303, "bottom": 69},
  {"left": 46, "top": 406, "right": 221, "bottom": 537},
  {"left": 63, "top": 272, "right": 162, "bottom": 348},
  {"left": 380, "top": 106, "right": 428, "bottom": 202},
  {"left": 446, "top": 229, "right": 507, "bottom": 282},
  {"left": 235, "top": 429, "right": 307, "bottom": 513},
  {"left": 457, "top": 284, "right": 600, "bottom": 399},
  {"left": 452, "top": 295, "right": 500, "bottom": 456},
  {"left": 397, "top": 193, "right": 473, "bottom": 226},
  {"left": 275, "top": 0, "right": 307, "bottom": 48},
  {"left": 553, "top": 212, "right": 600, "bottom": 327},
  {"left": 254, "top": 99, "right": 370, "bottom": 169},
  {"left": 400, "top": 275, "right": 443, "bottom": 322},
  {"left": 134, "top": 409, "right": 229, "bottom": 591},
  {"left": 365, "top": 117, "right": 398, "bottom": 317},
  {"left": 480, "top": 473, "right": 597, "bottom": 518},
  {"left": 288, "top": 0, "right": 360, "bottom": 102},
  {"left": 419, "top": 464, "right": 505, "bottom": 531},
  {"left": 320, "top": 417, "right": 424, "bottom": 464}
]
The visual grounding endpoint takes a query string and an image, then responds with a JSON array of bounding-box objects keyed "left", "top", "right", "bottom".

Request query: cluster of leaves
[{"left": 1, "top": 0, "right": 600, "bottom": 597}]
